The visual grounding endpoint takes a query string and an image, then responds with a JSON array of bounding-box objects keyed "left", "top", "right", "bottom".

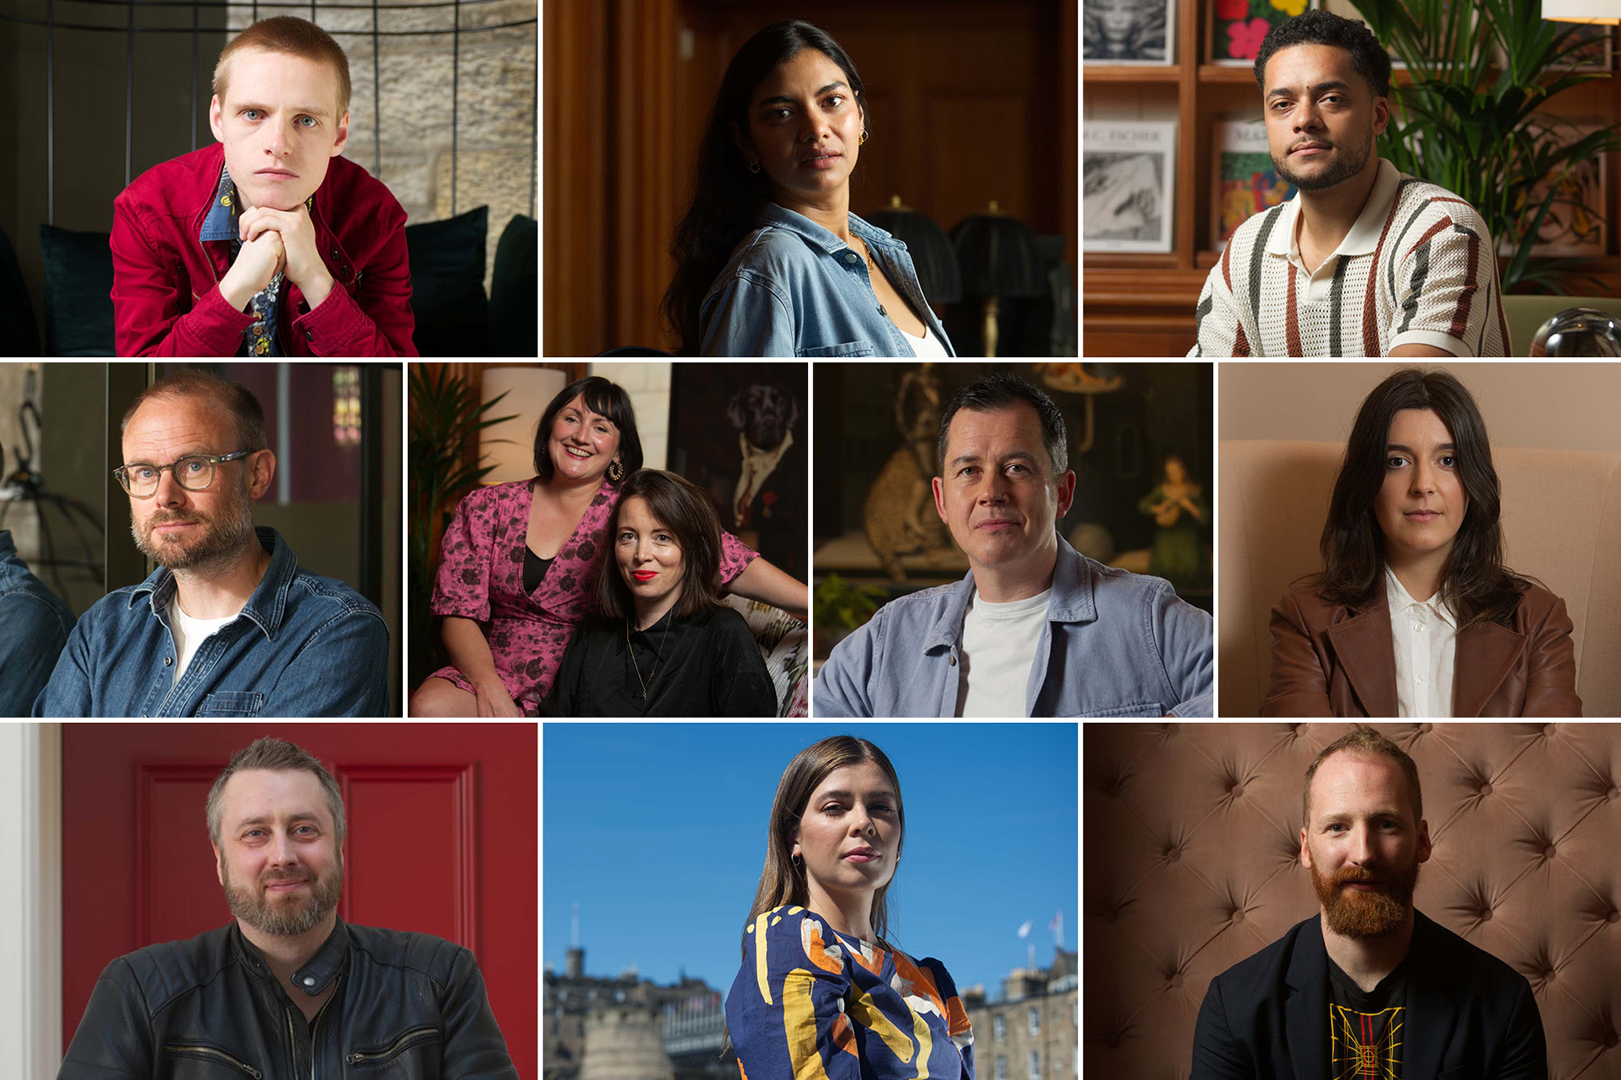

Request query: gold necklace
[{"left": 627, "top": 608, "right": 673, "bottom": 699}]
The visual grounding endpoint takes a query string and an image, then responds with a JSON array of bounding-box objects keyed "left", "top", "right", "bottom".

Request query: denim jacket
[
  {"left": 814, "top": 536, "right": 1213, "bottom": 717},
  {"left": 34, "top": 527, "right": 390, "bottom": 717},
  {"left": 700, "top": 203, "right": 957, "bottom": 357},
  {"left": 0, "top": 530, "right": 75, "bottom": 717}
]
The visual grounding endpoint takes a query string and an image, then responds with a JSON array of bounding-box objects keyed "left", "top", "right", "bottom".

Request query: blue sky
[{"left": 542, "top": 723, "right": 1078, "bottom": 1001}]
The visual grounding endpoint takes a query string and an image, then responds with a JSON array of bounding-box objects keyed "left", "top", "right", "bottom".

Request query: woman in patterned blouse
[
  {"left": 410, "top": 376, "right": 806, "bottom": 716},
  {"left": 725, "top": 736, "right": 975, "bottom": 1080}
]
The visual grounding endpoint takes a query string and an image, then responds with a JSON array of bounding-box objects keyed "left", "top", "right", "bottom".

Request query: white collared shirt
[{"left": 1385, "top": 567, "right": 1458, "bottom": 718}]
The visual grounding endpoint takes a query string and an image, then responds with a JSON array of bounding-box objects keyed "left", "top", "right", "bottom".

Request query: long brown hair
[
  {"left": 742, "top": 736, "right": 905, "bottom": 954},
  {"left": 721, "top": 736, "right": 904, "bottom": 1057},
  {"left": 1309, "top": 368, "right": 1528, "bottom": 627}
]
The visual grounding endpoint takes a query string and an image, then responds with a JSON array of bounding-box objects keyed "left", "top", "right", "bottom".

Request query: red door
[{"left": 62, "top": 722, "right": 537, "bottom": 1078}]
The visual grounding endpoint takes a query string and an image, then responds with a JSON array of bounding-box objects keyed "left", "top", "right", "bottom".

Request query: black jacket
[
  {"left": 59, "top": 918, "right": 517, "bottom": 1079},
  {"left": 1192, "top": 910, "right": 1547, "bottom": 1080}
]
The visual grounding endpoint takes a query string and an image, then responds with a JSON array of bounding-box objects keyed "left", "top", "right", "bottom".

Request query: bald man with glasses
[{"left": 33, "top": 369, "right": 388, "bottom": 717}]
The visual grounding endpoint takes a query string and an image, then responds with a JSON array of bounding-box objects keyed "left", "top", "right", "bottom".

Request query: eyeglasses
[{"left": 114, "top": 449, "right": 256, "bottom": 498}]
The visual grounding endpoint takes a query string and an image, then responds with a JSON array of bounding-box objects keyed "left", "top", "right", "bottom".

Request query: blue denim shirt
[
  {"left": 700, "top": 204, "right": 957, "bottom": 357},
  {"left": 0, "top": 530, "right": 75, "bottom": 717},
  {"left": 814, "top": 536, "right": 1213, "bottom": 717},
  {"left": 33, "top": 527, "right": 389, "bottom": 717}
]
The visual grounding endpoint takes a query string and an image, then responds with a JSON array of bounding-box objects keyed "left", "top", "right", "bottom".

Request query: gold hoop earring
[
  {"left": 860, "top": 130, "right": 868, "bottom": 145},
  {"left": 607, "top": 460, "right": 625, "bottom": 483},
  {"left": 748, "top": 161, "right": 761, "bottom": 174}
]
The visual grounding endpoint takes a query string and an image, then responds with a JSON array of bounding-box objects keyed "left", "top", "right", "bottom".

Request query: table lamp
[
  {"left": 1542, "top": 0, "right": 1621, "bottom": 22},
  {"left": 951, "top": 200, "right": 1045, "bottom": 357},
  {"left": 865, "top": 195, "right": 962, "bottom": 305}
]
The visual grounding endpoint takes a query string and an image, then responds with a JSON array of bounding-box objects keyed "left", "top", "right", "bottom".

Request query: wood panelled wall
[{"left": 544, "top": 0, "right": 1077, "bottom": 356}]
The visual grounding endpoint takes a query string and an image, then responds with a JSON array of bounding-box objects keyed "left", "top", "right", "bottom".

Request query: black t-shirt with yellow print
[{"left": 1327, "top": 955, "right": 1409, "bottom": 1080}]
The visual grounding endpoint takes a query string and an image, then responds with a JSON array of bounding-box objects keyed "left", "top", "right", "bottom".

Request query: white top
[
  {"left": 168, "top": 595, "right": 242, "bottom": 685},
  {"left": 957, "top": 587, "right": 1051, "bottom": 717},
  {"left": 903, "top": 322, "right": 950, "bottom": 359},
  {"left": 1385, "top": 567, "right": 1458, "bottom": 718}
]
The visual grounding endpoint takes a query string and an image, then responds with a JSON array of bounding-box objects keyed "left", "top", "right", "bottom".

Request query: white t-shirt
[
  {"left": 903, "top": 322, "right": 950, "bottom": 358},
  {"left": 168, "top": 595, "right": 242, "bottom": 685},
  {"left": 1385, "top": 567, "right": 1458, "bottom": 718},
  {"left": 956, "top": 587, "right": 1051, "bottom": 717}
]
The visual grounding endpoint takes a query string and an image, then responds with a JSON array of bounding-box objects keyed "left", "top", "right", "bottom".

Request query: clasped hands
[{"left": 218, "top": 203, "right": 335, "bottom": 313}]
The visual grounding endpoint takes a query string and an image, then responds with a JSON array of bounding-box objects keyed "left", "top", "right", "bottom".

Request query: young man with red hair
[{"left": 111, "top": 16, "right": 416, "bottom": 356}]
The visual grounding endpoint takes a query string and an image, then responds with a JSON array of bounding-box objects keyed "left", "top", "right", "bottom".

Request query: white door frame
[{"left": 0, "top": 722, "right": 64, "bottom": 1079}]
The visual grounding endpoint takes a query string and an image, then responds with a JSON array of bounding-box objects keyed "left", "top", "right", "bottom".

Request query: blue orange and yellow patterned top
[{"left": 726, "top": 904, "right": 975, "bottom": 1080}]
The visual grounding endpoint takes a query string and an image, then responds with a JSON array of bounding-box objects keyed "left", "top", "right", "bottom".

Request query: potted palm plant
[{"left": 1359, "top": 0, "right": 1621, "bottom": 293}]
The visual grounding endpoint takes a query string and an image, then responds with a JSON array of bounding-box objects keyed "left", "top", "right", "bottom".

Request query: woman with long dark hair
[
  {"left": 410, "top": 376, "right": 805, "bottom": 717},
  {"left": 1263, "top": 368, "right": 1581, "bottom": 717},
  {"left": 725, "top": 736, "right": 974, "bottom": 1080},
  {"left": 540, "top": 470, "right": 777, "bottom": 716},
  {"left": 663, "top": 21, "right": 955, "bottom": 358}
]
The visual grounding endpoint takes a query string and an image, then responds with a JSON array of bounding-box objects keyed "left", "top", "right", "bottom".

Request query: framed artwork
[
  {"left": 1083, "top": 121, "right": 1177, "bottom": 253},
  {"left": 1084, "top": 0, "right": 1177, "bottom": 64},
  {"left": 1500, "top": 122, "right": 1608, "bottom": 259},
  {"left": 1209, "top": 0, "right": 1319, "bottom": 66},
  {"left": 1210, "top": 118, "right": 1296, "bottom": 250},
  {"left": 666, "top": 363, "right": 808, "bottom": 583}
]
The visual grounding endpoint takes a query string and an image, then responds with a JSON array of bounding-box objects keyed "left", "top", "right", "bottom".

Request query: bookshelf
[{"left": 1082, "top": 0, "right": 1621, "bottom": 357}]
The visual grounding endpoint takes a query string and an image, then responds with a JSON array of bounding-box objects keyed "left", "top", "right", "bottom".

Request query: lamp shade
[
  {"left": 866, "top": 199, "right": 963, "bottom": 304},
  {"left": 1542, "top": 0, "right": 1621, "bottom": 21},
  {"left": 480, "top": 366, "right": 566, "bottom": 485},
  {"left": 951, "top": 204, "right": 1046, "bottom": 298}
]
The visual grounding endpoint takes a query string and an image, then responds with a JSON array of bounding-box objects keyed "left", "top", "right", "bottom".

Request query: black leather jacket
[{"left": 59, "top": 918, "right": 518, "bottom": 1079}]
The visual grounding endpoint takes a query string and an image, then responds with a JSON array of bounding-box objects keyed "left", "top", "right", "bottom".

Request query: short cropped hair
[
  {"left": 205, "top": 737, "right": 346, "bottom": 846},
  {"left": 1302, "top": 725, "right": 1422, "bottom": 826},
  {"left": 121, "top": 369, "right": 268, "bottom": 454},
  {"left": 595, "top": 469, "right": 725, "bottom": 622},
  {"left": 937, "top": 372, "right": 1070, "bottom": 477},
  {"left": 1254, "top": 9, "right": 1391, "bottom": 100},
  {"left": 214, "top": 16, "right": 352, "bottom": 115}
]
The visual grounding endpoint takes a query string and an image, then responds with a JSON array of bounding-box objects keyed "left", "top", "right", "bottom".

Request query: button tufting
[
  {"left": 1609, "top": 786, "right": 1619, "bottom": 801},
  {"left": 1608, "top": 909, "right": 1619, "bottom": 924},
  {"left": 1168, "top": 973, "right": 1184, "bottom": 988},
  {"left": 1544, "top": 844, "right": 1557, "bottom": 859},
  {"left": 1164, "top": 723, "right": 1180, "bottom": 736},
  {"left": 1606, "top": 1031, "right": 1619, "bottom": 1049},
  {"left": 1418, "top": 723, "right": 1433, "bottom": 733},
  {"left": 1479, "top": 783, "right": 1492, "bottom": 796},
  {"left": 1166, "top": 846, "right": 1181, "bottom": 862},
  {"left": 1230, "top": 782, "right": 1245, "bottom": 796},
  {"left": 1479, "top": 908, "right": 1492, "bottom": 922},
  {"left": 1543, "top": 723, "right": 1557, "bottom": 737},
  {"left": 1231, "top": 908, "right": 1245, "bottom": 923}
]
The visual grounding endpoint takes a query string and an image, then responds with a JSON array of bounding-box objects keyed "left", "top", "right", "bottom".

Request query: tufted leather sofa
[
  {"left": 1219, "top": 440, "right": 1621, "bottom": 718},
  {"left": 1083, "top": 722, "right": 1621, "bottom": 1080}
]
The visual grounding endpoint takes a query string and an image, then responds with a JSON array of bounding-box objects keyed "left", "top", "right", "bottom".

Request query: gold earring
[
  {"left": 607, "top": 460, "right": 625, "bottom": 482},
  {"left": 860, "top": 130, "right": 868, "bottom": 145}
]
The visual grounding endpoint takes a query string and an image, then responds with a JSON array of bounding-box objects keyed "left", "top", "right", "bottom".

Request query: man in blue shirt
[
  {"left": 0, "top": 529, "right": 75, "bottom": 716},
  {"left": 34, "top": 369, "right": 388, "bottom": 717},
  {"left": 815, "top": 373, "right": 1212, "bottom": 717}
]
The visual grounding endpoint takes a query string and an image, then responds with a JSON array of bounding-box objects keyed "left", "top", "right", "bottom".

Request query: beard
[
  {"left": 221, "top": 856, "right": 343, "bottom": 937},
  {"left": 1311, "top": 856, "right": 1420, "bottom": 937},
  {"left": 1272, "top": 126, "right": 1375, "bottom": 192},
  {"left": 131, "top": 474, "right": 257, "bottom": 572}
]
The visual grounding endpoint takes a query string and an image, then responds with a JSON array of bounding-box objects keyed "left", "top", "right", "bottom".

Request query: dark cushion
[
  {"left": 405, "top": 205, "right": 489, "bottom": 357},
  {"left": 0, "top": 225, "right": 41, "bottom": 356},
  {"left": 39, "top": 224, "right": 114, "bottom": 356},
  {"left": 488, "top": 214, "right": 536, "bottom": 357}
]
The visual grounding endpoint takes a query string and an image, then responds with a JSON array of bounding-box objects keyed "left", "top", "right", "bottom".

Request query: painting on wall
[{"left": 667, "top": 363, "right": 808, "bottom": 583}]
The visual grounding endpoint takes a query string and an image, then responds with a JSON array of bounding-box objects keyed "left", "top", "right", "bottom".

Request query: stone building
[{"left": 964, "top": 949, "right": 1079, "bottom": 1080}]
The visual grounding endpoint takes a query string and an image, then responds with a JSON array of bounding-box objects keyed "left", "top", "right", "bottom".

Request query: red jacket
[{"left": 111, "top": 144, "right": 417, "bottom": 356}]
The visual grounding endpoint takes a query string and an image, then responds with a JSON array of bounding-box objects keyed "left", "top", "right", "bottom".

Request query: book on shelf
[
  {"left": 1083, "top": 0, "right": 1176, "bottom": 65},
  {"left": 1210, "top": 118, "right": 1295, "bottom": 252},
  {"left": 1084, "top": 120, "right": 1177, "bottom": 253}
]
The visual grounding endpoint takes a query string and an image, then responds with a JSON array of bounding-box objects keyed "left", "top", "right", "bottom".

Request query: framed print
[
  {"left": 1209, "top": 0, "right": 1319, "bottom": 66},
  {"left": 1084, "top": 121, "right": 1177, "bottom": 253},
  {"left": 1084, "top": 0, "right": 1177, "bottom": 64},
  {"left": 1210, "top": 118, "right": 1296, "bottom": 250}
]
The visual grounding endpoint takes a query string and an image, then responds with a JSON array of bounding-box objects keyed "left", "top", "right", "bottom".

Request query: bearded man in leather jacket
[{"left": 58, "top": 737, "right": 516, "bottom": 1079}]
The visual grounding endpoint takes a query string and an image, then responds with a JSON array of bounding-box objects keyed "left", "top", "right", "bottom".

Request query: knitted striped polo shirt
[{"left": 1190, "top": 159, "right": 1509, "bottom": 357}]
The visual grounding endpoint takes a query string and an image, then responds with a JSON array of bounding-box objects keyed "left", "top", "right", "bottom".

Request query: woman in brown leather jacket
[{"left": 1262, "top": 369, "right": 1581, "bottom": 717}]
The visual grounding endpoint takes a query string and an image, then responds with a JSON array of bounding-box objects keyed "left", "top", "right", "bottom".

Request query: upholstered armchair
[
  {"left": 1218, "top": 441, "right": 1621, "bottom": 718},
  {"left": 1083, "top": 722, "right": 1621, "bottom": 1079}
]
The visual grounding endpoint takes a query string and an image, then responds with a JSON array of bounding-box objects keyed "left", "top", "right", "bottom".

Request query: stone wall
[{"left": 227, "top": 0, "right": 536, "bottom": 293}]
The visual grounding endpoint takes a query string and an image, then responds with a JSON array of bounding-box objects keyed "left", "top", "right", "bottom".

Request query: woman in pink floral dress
[{"left": 409, "top": 376, "right": 806, "bottom": 717}]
